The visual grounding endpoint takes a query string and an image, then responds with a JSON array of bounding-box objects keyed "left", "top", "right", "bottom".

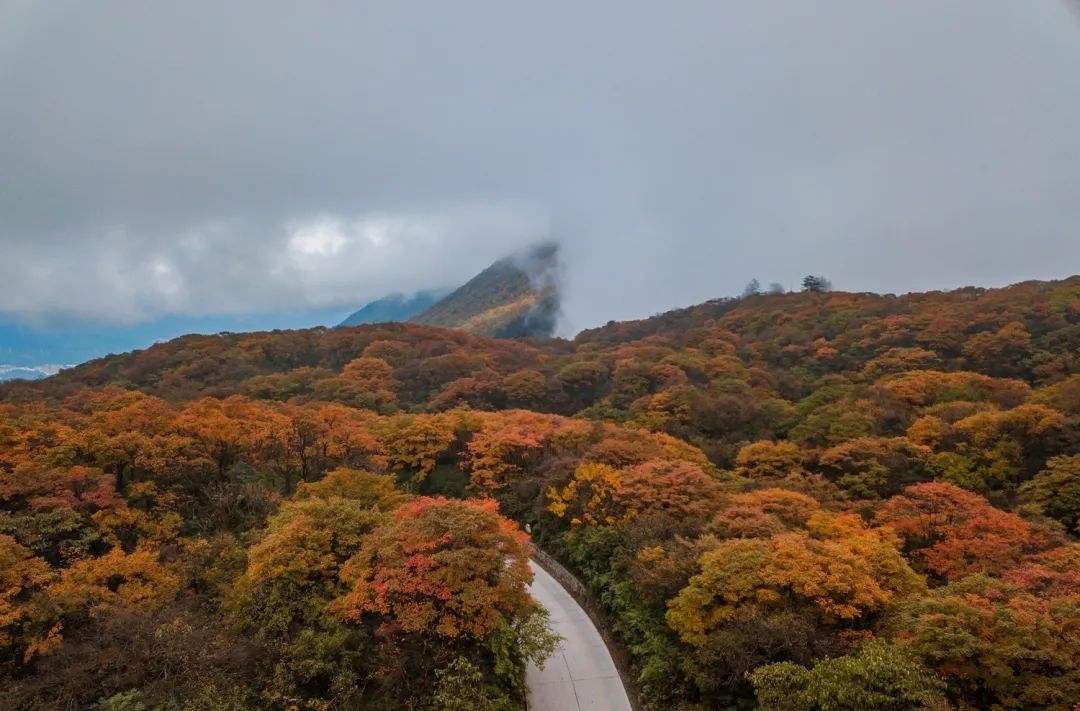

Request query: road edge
[{"left": 530, "top": 548, "right": 645, "bottom": 711}]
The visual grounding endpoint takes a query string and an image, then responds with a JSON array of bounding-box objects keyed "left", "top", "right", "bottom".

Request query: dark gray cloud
[{"left": 1, "top": 1, "right": 1078, "bottom": 333}]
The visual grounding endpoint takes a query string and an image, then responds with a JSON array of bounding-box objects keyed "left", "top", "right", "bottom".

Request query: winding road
[{"left": 526, "top": 561, "right": 633, "bottom": 711}]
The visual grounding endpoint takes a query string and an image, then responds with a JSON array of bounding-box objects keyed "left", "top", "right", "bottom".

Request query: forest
[{"left": 3, "top": 276, "right": 1080, "bottom": 710}]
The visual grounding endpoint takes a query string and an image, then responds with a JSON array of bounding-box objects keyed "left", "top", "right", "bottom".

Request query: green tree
[
  {"left": 749, "top": 638, "right": 947, "bottom": 711},
  {"left": 742, "top": 279, "right": 762, "bottom": 298},
  {"left": 1018, "top": 454, "right": 1080, "bottom": 532},
  {"left": 430, "top": 657, "right": 515, "bottom": 711},
  {"left": 801, "top": 275, "right": 832, "bottom": 293}
]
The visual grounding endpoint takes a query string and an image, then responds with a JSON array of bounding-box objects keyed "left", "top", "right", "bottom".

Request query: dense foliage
[{"left": 3, "top": 276, "right": 1080, "bottom": 709}]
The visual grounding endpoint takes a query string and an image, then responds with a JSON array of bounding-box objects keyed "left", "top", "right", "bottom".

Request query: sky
[{"left": 2, "top": 1, "right": 1079, "bottom": 337}]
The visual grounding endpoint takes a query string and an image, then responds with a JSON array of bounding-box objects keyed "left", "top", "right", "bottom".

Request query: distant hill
[
  {"left": 0, "top": 365, "right": 61, "bottom": 382},
  {"left": 339, "top": 290, "right": 449, "bottom": 327},
  {"left": 0, "top": 308, "right": 352, "bottom": 370},
  {"left": 409, "top": 242, "right": 560, "bottom": 338}
]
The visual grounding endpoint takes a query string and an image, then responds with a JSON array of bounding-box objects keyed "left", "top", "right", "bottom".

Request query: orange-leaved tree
[
  {"left": 548, "top": 459, "right": 724, "bottom": 527},
  {"left": 330, "top": 496, "right": 534, "bottom": 641},
  {"left": 668, "top": 511, "right": 923, "bottom": 647},
  {"left": 875, "top": 481, "right": 1055, "bottom": 581},
  {"left": 889, "top": 574, "right": 1080, "bottom": 710},
  {"left": 0, "top": 534, "right": 56, "bottom": 662}
]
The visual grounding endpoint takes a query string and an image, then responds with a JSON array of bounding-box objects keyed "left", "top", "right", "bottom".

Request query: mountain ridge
[
  {"left": 7, "top": 274, "right": 1079, "bottom": 416},
  {"left": 408, "top": 241, "right": 560, "bottom": 338},
  {"left": 338, "top": 290, "right": 450, "bottom": 327}
]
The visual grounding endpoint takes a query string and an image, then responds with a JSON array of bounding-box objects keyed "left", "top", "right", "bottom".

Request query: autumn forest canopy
[{"left": 4, "top": 277, "right": 1080, "bottom": 710}]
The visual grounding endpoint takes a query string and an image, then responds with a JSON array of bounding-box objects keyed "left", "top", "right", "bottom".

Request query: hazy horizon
[{"left": 2, "top": 2, "right": 1079, "bottom": 337}]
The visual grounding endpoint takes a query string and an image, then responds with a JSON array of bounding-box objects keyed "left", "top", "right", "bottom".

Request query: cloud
[
  {"left": 1, "top": 1, "right": 1079, "bottom": 332},
  {"left": 0, "top": 207, "right": 545, "bottom": 324}
]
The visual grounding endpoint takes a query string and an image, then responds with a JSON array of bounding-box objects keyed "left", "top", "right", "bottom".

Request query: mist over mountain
[
  {"left": 0, "top": 245, "right": 560, "bottom": 373},
  {"left": 338, "top": 290, "right": 450, "bottom": 328},
  {"left": 2, "top": 3, "right": 1078, "bottom": 334},
  {"left": 0, "top": 365, "right": 61, "bottom": 382},
  {"left": 409, "top": 242, "right": 560, "bottom": 338}
]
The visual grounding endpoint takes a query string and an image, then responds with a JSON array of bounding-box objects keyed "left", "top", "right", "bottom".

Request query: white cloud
[{"left": 288, "top": 220, "right": 348, "bottom": 258}]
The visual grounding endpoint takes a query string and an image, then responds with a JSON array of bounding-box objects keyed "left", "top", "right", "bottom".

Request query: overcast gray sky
[{"left": 2, "top": 1, "right": 1079, "bottom": 334}]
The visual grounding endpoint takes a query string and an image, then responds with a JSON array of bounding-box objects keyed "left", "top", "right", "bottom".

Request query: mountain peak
[{"left": 408, "top": 242, "right": 560, "bottom": 338}]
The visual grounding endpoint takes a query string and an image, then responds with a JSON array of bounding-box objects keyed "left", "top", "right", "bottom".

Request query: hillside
[
  {"left": 4, "top": 276, "right": 1080, "bottom": 710},
  {"left": 408, "top": 241, "right": 559, "bottom": 338},
  {"left": 338, "top": 289, "right": 450, "bottom": 327}
]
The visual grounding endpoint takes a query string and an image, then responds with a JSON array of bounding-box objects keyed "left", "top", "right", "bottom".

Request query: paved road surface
[{"left": 526, "top": 561, "right": 633, "bottom": 711}]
